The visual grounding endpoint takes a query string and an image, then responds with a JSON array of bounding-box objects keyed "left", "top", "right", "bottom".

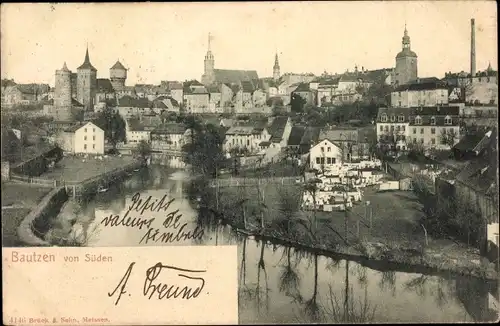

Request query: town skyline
[{"left": 1, "top": 1, "right": 497, "bottom": 86}]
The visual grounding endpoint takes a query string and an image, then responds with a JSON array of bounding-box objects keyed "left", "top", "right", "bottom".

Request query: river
[{"left": 66, "top": 165, "right": 498, "bottom": 324}]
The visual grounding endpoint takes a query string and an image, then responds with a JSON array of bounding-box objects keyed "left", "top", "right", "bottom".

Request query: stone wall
[{"left": 18, "top": 186, "right": 68, "bottom": 246}]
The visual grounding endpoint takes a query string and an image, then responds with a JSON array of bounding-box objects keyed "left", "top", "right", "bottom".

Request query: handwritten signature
[
  {"left": 108, "top": 262, "right": 206, "bottom": 305},
  {"left": 99, "top": 193, "right": 205, "bottom": 244}
]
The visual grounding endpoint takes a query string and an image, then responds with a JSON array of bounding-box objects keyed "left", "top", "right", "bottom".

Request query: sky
[{"left": 1, "top": 1, "right": 497, "bottom": 86}]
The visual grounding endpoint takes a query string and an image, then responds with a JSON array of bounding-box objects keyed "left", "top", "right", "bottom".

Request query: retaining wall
[{"left": 17, "top": 186, "right": 68, "bottom": 246}]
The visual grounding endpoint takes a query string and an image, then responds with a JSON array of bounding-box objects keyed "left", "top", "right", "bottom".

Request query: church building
[{"left": 201, "top": 33, "right": 259, "bottom": 86}]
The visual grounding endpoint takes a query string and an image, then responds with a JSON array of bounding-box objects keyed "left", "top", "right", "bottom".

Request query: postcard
[{"left": 1, "top": 1, "right": 499, "bottom": 325}]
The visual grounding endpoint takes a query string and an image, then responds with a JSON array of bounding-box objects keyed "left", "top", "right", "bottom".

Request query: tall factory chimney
[{"left": 470, "top": 18, "right": 476, "bottom": 77}]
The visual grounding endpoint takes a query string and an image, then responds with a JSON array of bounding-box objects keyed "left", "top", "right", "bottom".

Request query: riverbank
[
  {"left": 12, "top": 158, "right": 145, "bottom": 246},
  {"left": 1, "top": 182, "right": 52, "bottom": 246},
  {"left": 193, "top": 178, "right": 498, "bottom": 281}
]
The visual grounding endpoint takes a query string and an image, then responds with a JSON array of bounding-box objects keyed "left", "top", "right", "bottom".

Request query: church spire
[
  {"left": 273, "top": 51, "right": 280, "bottom": 81},
  {"left": 402, "top": 23, "right": 411, "bottom": 50}
]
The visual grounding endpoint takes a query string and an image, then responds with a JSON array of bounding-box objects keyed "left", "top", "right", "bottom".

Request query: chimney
[{"left": 471, "top": 18, "right": 476, "bottom": 77}]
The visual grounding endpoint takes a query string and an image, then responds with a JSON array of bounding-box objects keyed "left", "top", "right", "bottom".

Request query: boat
[
  {"left": 133, "top": 169, "right": 140, "bottom": 172},
  {"left": 97, "top": 186, "right": 108, "bottom": 193}
]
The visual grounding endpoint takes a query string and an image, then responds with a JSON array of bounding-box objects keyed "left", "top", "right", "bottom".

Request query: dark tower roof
[
  {"left": 77, "top": 47, "right": 97, "bottom": 71},
  {"left": 111, "top": 60, "right": 126, "bottom": 70},
  {"left": 60, "top": 62, "right": 70, "bottom": 72},
  {"left": 274, "top": 53, "right": 280, "bottom": 69}
]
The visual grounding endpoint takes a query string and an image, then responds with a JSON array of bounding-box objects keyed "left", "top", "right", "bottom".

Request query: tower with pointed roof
[
  {"left": 394, "top": 24, "right": 418, "bottom": 86},
  {"left": 76, "top": 46, "right": 97, "bottom": 110},
  {"left": 110, "top": 60, "right": 127, "bottom": 91},
  {"left": 273, "top": 52, "right": 280, "bottom": 81},
  {"left": 201, "top": 33, "right": 215, "bottom": 85}
]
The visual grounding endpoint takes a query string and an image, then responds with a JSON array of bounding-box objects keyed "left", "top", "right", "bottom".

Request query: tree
[
  {"left": 133, "top": 140, "right": 152, "bottom": 162},
  {"left": 291, "top": 93, "right": 306, "bottom": 113},
  {"left": 95, "top": 109, "right": 126, "bottom": 149},
  {"left": 439, "top": 128, "right": 459, "bottom": 149},
  {"left": 182, "top": 120, "right": 225, "bottom": 178}
]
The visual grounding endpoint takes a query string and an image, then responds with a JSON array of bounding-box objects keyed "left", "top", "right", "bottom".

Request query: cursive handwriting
[
  {"left": 108, "top": 262, "right": 135, "bottom": 305},
  {"left": 139, "top": 224, "right": 204, "bottom": 244},
  {"left": 144, "top": 263, "right": 206, "bottom": 300},
  {"left": 129, "top": 193, "right": 176, "bottom": 215},
  {"left": 100, "top": 212, "right": 155, "bottom": 230},
  {"left": 108, "top": 262, "right": 206, "bottom": 305}
]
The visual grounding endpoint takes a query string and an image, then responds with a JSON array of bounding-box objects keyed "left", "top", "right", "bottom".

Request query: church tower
[
  {"left": 77, "top": 46, "right": 97, "bottom": 110},
  {"left": 201, "top": 33, "right": 215, "bottom": 85},
  {"left": 273, "top": 52, "right": 280, "bottom": 81},
  {"left": 394, "top": 24, "right": 418, "bottom": 86}
]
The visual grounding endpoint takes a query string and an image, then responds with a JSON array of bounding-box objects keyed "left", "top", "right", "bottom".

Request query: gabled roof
[
  {"left": 206, "top": 85, "right": 221, "bottom": 93},
  {"left": 64, "top": 121, "right": 101, "bottom": 133},
  {"left": 288, "top": 126, "right": 306, "bottom": 146},
  {"left": 213, "top": 69, "right": 259, "bottom": 84},
  {"left": 117, "top": 95, "right": 150, "bottom": 108},
  {"left": 97, "top": 78, "right": 114, "bottom": 92},
  {"left": 72, "top": 98, "right": 84, "bottom": 107},
  {"left": 225, "top": 126, "right": 255, "bottom": 135},
  {"left": 395, "top": 78, "right": 447, "bottom": 91},
  {"left": 241, "top": 81, "right": 255, "bottom": 93},
  {"left": 300, "top": 126, "right": 321, "bottom": 145},
  {"left": 110, "top": 61, "right": 126, "bottom": 70},
  {"left": 293, "top": 83, "right": 311, "bottom": 92},
  {"left": 151, "top": 123, "right": 187, "bottom": 135},
  {"left": 267, "top": 116, "right": 289, "bottom": 142}
]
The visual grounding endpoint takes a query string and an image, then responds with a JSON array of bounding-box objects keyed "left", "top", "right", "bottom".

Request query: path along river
[{"left": 63, "top": 165, "right": 498, "bottom": 323}]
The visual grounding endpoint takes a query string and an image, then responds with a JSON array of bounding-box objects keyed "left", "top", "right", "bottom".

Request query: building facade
[
  {"left": 59, "top": 121, "right": 105, "bottom": 155},
  {"left": 309, "top": 139, "right": 343, "bottom": 171},
  {"left": 391, "top": 78, "right": 449, "bottom": 108}
]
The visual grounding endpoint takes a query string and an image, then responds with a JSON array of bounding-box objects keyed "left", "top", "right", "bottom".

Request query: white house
[
  {"left": 125, "top": 119, "right": 151, "bottom": 145},
  {"left": 309, "top": 139, "right": 343, "bottom": 171},
  {"left": 59, "top": 121, "right": 105, "bottom": 155}
]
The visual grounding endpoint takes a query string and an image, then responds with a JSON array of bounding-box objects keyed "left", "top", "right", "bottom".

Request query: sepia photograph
[{"left": 1, "top": 1, "right": 499, "bottom": 324}]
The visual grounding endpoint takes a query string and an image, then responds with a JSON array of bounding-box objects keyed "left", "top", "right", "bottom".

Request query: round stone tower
[
  {"left": 110, "top": 60, "right": 127, "bottom": 91},
  {"left": 55, "top": 62, "right": 72, "bottom": 108}
]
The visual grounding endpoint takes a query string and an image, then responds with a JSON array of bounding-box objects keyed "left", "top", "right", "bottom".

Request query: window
[
  {"left": 415, "top": 116, "right": 422, "bottom": 125},
  {"left": 84, "top": 128, "right": 87, "bottom": 132},
  {"left": 420, "top": 138, "right": 424, "bottom": 144},
  {"left": 247, "top": 140, "right": 250, "bottom": 146},
  {"left": 84, "top": 144, "right": 87, "bottom": 150},
  {"left": 390, "top": 125, "right": 395, "bottom": 132},
  {"left": 444, "top": 116, "right": 452, "bottom": 125},
  {"left": 93, "top": 128, "right": 95, "bottom": 132},
  {"left": 401, "top": 126, "right": 406, "bottom": 132},
  {"left": 396, "top": 126, "right": 400, "bottom": 132},
  {"left": 327, "top": 157, "right": 332, "bottom": 164},
  {"left": 380, "top": 125, "right": 383, "bottom": 132},
  {"left": 321, "top": 147, "right": 324, "bottom": 152},
  {"left": 431, "top": 128, "right": 436, "bottom": 134},
  {"left": 430, "top": 117, "right": 436, "bottom": 125},
  {"left": 398, "top": 101, "right": 402, "bottom": 107},
  {"left": 381, "top": 114, "right": 388, "bottom": 122},
  {"left": 320, "top": 157, "right": 325, "bottom": 164},
  {"left": 316, "top": 157, "right": 320, "bottom": 164},
  {"left": 391, "top": 115, "right": 396, "bottom": 122},
  {"left": 84, "top": 136, "right": 87, "bottom": 140},
  {"left": 431, "top": 138, "right": 435, "bottom": 145},
  {"left": 384, "top": 126, "right": 388, "bottom": 132},
  {"left": 327, "top": 147, "right": 331, "bottom": 152},
  {"left": 93, "top": 136, "right": 95, "bottom": 140},
  {"left": 413, "top": 128, "right": 416, "bottom": 134},
  {"left": 93, "top": 144, "right": 95, "bottom": 149},
  {"left": 398, "top": 115, "right": 404, "bottom": 122},
  {"left": 420, "top": 128, "right": 424, "bottom": 134}
]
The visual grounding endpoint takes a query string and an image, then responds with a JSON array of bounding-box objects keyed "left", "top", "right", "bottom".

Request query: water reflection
[{"left": 66, "top": 165, "right": 497, "bottom": 323}]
